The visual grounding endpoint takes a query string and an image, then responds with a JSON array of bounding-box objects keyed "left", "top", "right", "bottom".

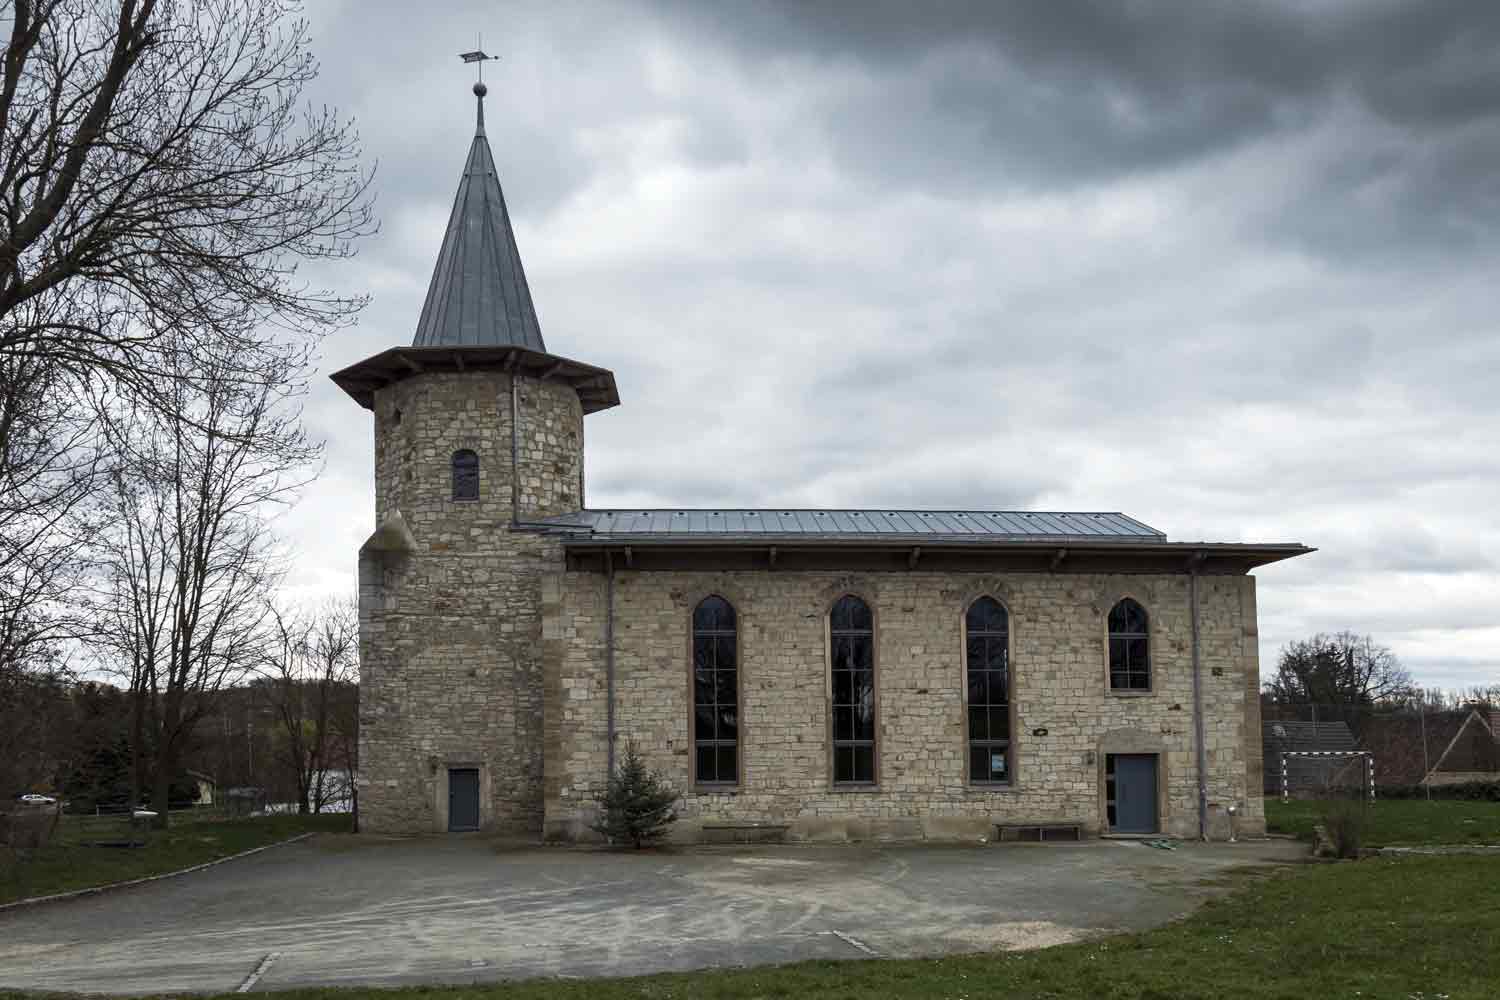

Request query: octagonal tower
[{"left": 332, "top": 82, "right": 618, "bottom": 834}]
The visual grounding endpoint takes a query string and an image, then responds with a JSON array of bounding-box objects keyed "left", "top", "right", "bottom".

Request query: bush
[
  {"left": 591, "top": 741, "right": 678, "bottom": 849},
  {"left": 1318, "top": 799, "right": 1368, "bottom": 858}
]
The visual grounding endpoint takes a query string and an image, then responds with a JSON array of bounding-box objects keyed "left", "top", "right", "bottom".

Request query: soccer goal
[{"left": 1280, "top": 750, "right": 1375, "bottom": 803}]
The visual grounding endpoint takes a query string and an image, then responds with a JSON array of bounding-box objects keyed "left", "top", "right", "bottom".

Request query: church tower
[{"left": 332, "top": 78, "right": 619, "bottom": 834}]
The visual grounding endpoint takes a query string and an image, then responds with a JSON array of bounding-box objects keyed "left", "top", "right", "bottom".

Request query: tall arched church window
[
  {"left": 966, "top": 597, "right": 1011, "bottom": 783},
  {"left": 830, "top": 595, "right": 876, "bottom": 784},
  {"left": 451, "top": 449, "right": 479, "bottom": 501},
  {"left": 692, "top": 596, "right": 738, "bottom": 784},
  {"left": 1108, "top": 598, "right": 1150, "bottom": 691}
]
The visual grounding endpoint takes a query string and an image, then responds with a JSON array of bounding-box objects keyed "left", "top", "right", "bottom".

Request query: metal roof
[
  {"left": 534, "top": 509, "right": 1166, "bottom": 540},
  {"left": 329, "top": 344, "right": 620, "bottom": 413},
  {"left": 412, "top": 90, "right": 545, "bottom": 351}
]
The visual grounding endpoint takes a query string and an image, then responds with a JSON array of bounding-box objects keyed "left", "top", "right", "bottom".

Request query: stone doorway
[
  {"left": 447, "top": 768, "right": 480, "bottom": 832},
  {"left": 1106, "top": 753, "right": 1159, "bottom": 834}
]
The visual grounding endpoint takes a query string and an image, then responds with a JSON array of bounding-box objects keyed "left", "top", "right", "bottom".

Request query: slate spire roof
[{"left": 412, "top": 83, "right": 546, "bottom": 351}]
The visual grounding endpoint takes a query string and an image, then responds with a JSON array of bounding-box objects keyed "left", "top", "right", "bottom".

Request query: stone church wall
[
  {"left": 357, "top": 371, "right": 581, "bottom": 834},
  {"left": 542, "top": 569, "right": 1264, "bottom": 841}
]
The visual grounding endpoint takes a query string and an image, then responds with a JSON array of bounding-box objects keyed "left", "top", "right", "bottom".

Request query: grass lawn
[
  {"left": 1265, "top": 798, "right": 1500, "bottom": 846},
  {"left": 10, "top": 852, "right": 1475, "bottom": 1000},
  {"left": 0, "top": 812, "right": 350, "bottom": 905}
]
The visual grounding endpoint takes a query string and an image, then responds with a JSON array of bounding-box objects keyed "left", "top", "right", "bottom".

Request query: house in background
[
  {"left": 1270, "top": 706, "right": 1500, "bottom": 791},
  {"left": 187, "top": 770, "right": 217, "bottom": 807},
  {"left": 1421, "top": 708, "right": 1500, "bottom": 785},
  {"left": 1261, "top": 720, "right": 1358, "bottom": 795}
]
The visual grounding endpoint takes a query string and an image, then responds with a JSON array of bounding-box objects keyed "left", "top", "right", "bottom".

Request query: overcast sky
[{"left": 287, "top": 0, "right": 1499, "bottom": 692}]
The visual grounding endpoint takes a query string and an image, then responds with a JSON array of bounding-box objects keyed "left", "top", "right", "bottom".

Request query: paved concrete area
[{"left": 0, "top": 835, "right": 1307, "bottom": 995}]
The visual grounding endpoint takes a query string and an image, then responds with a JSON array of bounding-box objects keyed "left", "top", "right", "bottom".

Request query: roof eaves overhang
[
  {"left": 553, "top": 535, "right": 1315, "bottom": 573},
  {"left": 330, "top": 345, "right": 620, "bottom": 413}
]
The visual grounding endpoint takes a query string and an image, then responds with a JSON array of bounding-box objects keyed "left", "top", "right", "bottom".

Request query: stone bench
[
  {"left": 995, "top": 822, "right": 1083, "bottom": 843},
  {"left": 701, "top": 822, "right": 790, "bottom": 845}
]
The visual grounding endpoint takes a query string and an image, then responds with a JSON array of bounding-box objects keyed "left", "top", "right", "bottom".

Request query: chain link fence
[{"left": 1262, "top": 701, "right": 1500, "bottom": 800}]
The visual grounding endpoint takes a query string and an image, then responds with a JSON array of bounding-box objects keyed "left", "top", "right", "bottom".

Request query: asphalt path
[{"left": 0, "top": 835, "right": 1306, "bottom": 994}]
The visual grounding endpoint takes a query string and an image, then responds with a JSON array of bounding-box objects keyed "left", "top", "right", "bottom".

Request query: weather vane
[{"left": 460, "top": 36, "right": 499, "bottom": 96}]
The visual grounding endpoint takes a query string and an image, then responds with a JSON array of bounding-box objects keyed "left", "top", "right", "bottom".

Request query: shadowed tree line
[
  {"left": 0, "top": 0, "right": 374, "bottom": 828},
  {"left": 3, "top": 600, "right": 359, "bottom": 817}
]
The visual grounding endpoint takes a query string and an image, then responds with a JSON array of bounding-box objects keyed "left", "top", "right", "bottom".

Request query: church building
[{"left": 332, "top": 81, "right": 1313, "bottom": 843}]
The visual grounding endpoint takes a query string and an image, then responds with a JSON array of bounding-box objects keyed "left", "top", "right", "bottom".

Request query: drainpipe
[
  {"left": 605, "top": 549, "right": 617, "bottom": 778},
  {"left": 1189, "top": 559, "right": 1208, "bottom": 841},
  {"left": 509, "top": 374, "right": 520, "bottom": 525}
]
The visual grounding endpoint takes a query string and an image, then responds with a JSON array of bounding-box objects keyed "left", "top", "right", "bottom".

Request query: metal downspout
[
  {"left": 605, "top": 550, "right": 616, "bottom": 778},
  {"left": 1190, "top": 564, "right": 1208, "bottom": 840},
  {"left": 509, "top": 374, "right": 520, "bottom": 525}
]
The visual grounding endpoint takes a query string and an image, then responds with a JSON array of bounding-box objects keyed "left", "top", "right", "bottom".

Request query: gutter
[
  {"left": 550, "top": 536, "right": 1311, "bottom": 555},
  {"left": 1189, "top": 557, "right": 1209, "bottom": 840},
  {"left": 509, "top": 374, "right": 520, "bottom": 525},
  {"left": 605, "top": 549, "right": 616, "bottom": 777}
]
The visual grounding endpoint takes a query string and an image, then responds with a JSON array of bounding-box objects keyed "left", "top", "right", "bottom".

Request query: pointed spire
[{"left": 412, "top": 79, "right": 546, "bottom": 352}]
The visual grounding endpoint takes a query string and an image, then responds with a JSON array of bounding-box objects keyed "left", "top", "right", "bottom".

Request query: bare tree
[
  {"left": 0, "top": 645, "right": 71, "bottom": 797},
  {"left": 93, "top": 334, "right": 316, "bottom": 827},
  {"left": 0, "top": 0, "right": 373, "bottom": 656},
  {"left": 0, "top": 348, "right": 100, "bottom": 679},
  {"left": 1264, "top": 632, "right": 1415, "bottom": 709},
  {"left": 259, "top": 597, "right": 356, "bottom": 814},
  {"left": 0, "top": 0, "right": 373, "bottom": 383}
]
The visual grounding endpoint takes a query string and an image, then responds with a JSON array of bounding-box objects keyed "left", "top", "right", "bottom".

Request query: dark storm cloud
[
  {"left": 279, "top": 0, "right": 1500, "bottom": 692},
  {"left": 662, "top": 0, "right": 1500, "bottom": 261}
]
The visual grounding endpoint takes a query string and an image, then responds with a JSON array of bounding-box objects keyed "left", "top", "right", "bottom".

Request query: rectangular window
[{"left": 1109, "top": 635, "right": 1150, "bottom": 690}]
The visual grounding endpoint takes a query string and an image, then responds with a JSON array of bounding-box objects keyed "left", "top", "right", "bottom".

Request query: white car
[{"left": 18, "top": 794, "right": 57, "bottom": 804}]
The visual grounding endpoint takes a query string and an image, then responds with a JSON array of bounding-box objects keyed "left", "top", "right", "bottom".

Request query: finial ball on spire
[{"left": 473, "top": 81, "right": 488, "bottom": 98}]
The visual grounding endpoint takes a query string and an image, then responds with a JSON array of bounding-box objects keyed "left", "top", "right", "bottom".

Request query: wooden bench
[
  {"left": 701, "top": 822, "right": 790, "bottom": 845},
  {"left": 995, "top": 822, "right": 1083, "bottom": 843}
]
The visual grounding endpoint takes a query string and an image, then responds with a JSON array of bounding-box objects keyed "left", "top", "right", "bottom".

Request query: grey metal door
[
  {"left": 1111, "top": 755, "right": 1158, "bottom": 834},
  {"left": 448, "top": 768, "right": 480, "bottom": 832}
]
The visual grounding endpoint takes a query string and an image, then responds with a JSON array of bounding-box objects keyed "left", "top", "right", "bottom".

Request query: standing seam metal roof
[
  {"left": 533, "top": 509, "right": 1165, "bottom": 540},
  {"left": 412, "top": 92, "right": 546, "bottom": 351}
]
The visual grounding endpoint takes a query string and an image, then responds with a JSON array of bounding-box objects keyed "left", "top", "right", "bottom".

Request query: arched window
[
  {"left": 451, "top": 449, "right": 479, "bottom": 500},
  {"left": 1108, "top": 598, "right": 1150, "bottom": 691},
  {"left": 830, "top": 595, "right": 876, "bottom": 784},
  {"left": 965, "top": 597, "right": 1010, "bottom": 784},
  {"left": 692, "top": 596, "right": 738, "bottom": 785}
]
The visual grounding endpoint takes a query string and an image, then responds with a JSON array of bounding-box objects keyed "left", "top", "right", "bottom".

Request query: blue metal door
[
  {"left": 448, "top": 768, "right": 480, "bottom": 831},
  {"left": 1111, "top": 755, "right": 1158, "bottom": 834}
]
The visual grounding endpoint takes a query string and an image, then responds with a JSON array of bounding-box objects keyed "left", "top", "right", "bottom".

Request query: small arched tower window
[
  {"left": 451, "top": 449, "right": 479, "bottom": 501},
  {"left": 830, "top": 594, "right": 876, "bottom": 784},
  {"left": 965, "top": 596, "right": 1011, "bottom": 783},
  {"left": 1108, "top": 598, "right": 1150, "bottom": 691},
  {"left": 692, "top": 596, "right": 738, "bottom": 785}
]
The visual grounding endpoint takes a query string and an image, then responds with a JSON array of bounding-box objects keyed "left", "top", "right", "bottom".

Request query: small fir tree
[{"left": 591, "top": 741, "right": 679, "bottom": 848}]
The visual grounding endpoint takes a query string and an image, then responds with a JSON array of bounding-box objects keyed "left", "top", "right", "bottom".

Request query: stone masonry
[
  {"left": 542, "top": 568, "right": 1265, "bottom": 842},
  {"left": 340, "top": 84, "right": 1293, "bottom": 844},
  {"left": 357, "top": 371, "right": 583, "bottom": 834}
]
